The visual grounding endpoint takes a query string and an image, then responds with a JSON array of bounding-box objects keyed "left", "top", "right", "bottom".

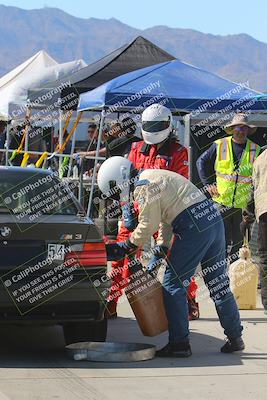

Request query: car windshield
[{"left": 0, "top": 172, "right": 79, "bottom": 217}]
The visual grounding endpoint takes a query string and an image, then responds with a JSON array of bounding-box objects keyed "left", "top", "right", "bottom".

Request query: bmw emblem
[{"left": 0, "top": 226, "right": 12, "bottom": 239}]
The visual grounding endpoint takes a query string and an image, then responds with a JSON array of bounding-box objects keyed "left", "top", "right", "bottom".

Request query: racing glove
[
  {"left": 106, "top": 239, "right": 138, "bottom": 261},
  {"left": 122, "top": 202, "right": 138, "bottom": 232},
  {"left": 147, "top": 245, "right": 168, "bottom": 275}
]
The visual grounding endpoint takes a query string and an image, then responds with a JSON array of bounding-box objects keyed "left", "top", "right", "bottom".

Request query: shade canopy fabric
[
  {"left": 0, "top": 50, "right": 86, "bottom": 119},
  {"left": 78, "top": 59, "right": 266, "bottom": 113},
  {"left": 28, "top": 36, "right": 175, "bottom": 110}
]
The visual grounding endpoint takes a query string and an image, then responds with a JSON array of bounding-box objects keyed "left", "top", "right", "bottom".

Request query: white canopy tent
[
  {"left": 0, "top": 50, "right": 87, "bottom": 171},
  {"left": 0, "top": 50, "right": 86, "bottom": 120}
]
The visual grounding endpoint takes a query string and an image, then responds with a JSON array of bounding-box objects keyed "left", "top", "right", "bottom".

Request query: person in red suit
[{"left": 106, "top": 104, "right": 199, "bottom": 320}]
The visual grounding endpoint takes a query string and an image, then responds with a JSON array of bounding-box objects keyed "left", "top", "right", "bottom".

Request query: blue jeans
[{"left": 163, "top": 199, "right": 243, "bottom": 343}]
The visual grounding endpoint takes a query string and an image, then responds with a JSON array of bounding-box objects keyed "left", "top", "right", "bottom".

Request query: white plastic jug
[{"left": 229, "top": 245, "right": 259, "bottom": 310}]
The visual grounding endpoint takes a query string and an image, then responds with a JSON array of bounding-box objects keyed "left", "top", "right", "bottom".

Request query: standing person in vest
[
  {"left": 106, "top": 103, "right": 199, "bottom": 321},
  {"left": 197, "top": 113, "right": 261, "bottom": 262}
]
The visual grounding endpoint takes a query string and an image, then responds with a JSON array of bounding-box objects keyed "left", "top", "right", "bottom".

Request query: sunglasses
[{"left": 232, "top": 125, "right": 249, "bottom": 132}]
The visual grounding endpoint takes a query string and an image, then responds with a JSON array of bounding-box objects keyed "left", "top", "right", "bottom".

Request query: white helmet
[
  {"left": 142, "top": 103, "right": 173, "bottom": 145},
  {"left": 97, "top": 156, "right": 135, "bottom": 202}
]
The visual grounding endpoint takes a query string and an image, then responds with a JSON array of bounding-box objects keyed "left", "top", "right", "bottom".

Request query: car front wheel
[{"left": 63, "top": 318, "right": 107, "bottom": 345}]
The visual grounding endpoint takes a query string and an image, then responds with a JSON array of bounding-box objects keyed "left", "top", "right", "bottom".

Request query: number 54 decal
[{"left": 47, "top": 244, "right": 65, "bottom": 261}]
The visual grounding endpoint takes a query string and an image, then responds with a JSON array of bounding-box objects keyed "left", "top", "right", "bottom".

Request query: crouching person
[{"left": 98, "top": 156, "right": 244, "bottom": 357}]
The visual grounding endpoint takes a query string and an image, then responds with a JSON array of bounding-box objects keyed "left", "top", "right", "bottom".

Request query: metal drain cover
[{"left": 66, "top": 341, "right": 156, "bottom": 362}]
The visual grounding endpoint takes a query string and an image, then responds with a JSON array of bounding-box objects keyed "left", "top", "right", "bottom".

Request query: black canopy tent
[{"left": 28, "top": 36, "right": 175, "bottom": 110}]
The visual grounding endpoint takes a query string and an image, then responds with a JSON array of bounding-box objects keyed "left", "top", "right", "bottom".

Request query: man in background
[
  {"left": 197, "top": 113, "right": 261, "bottom": 262},
  {"left": 78, "top": 123, "right": 102, "bottom": 171},
  {"left": 77, "top": 117, "right": 141, "bottom": 161}
]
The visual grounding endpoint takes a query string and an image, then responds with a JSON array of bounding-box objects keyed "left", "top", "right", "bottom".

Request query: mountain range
[{"left": 0, "top": 4, "right": 267, "bottom": 91}]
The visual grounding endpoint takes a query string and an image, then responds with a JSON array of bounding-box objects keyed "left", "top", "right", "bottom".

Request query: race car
[{"left": 0, "top": 166, "right": 109, "bottom": 345}]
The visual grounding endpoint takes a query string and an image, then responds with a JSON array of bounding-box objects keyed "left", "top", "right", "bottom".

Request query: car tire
[{"left": 63, "top": 318, "right": 108, "bottom": 345}]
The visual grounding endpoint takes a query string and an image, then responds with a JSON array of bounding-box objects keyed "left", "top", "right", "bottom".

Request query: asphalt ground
[{"left": 0, "top": 292, "right": 265, "bottom": 400}]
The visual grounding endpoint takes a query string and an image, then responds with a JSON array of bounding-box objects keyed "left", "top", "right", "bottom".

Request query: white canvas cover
[{"left": 0, "top": 50, "right": 86, "bottom": 119}]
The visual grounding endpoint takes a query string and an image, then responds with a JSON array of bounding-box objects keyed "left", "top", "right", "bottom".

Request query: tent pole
[
  {"left": 67, "top": 123, "right": 77, "bottom": 178},
  {"left": 24, "top": 106, "right": 31, "bottom": 154},
  {"left": 184, "top": 113, "right": 192, "bottom": 181},
  {"left": 87, "top": 109, "right": 105, "bottom": 218},
  {"left": 57, "top": 112, "right": 83, "bottom": 154},
  {"left": 5, "top": 120, "right": 10, "bottom": 166},
  {"left": 62, "top": 110, "right": 73, "bottom": 137},
  {"left": 58, "top": 109, "right": 63, "bottom": 171},
  {"left": 20, "top": 104, "right": 32, "bottom": 167}
]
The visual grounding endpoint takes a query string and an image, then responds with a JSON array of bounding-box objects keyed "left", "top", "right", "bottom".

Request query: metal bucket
[{"left": 66, "top": 341, "right": 156, "bottom": 362}]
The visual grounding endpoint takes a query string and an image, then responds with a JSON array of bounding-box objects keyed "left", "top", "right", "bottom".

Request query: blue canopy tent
[
  {"left": 78, "top": 59, "right": 267, "bottom": 213},
  {"left": 77, "top": 59, "right": 267, "bottom": 113}
]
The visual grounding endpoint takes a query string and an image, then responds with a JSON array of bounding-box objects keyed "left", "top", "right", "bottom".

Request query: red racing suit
[
  {"left": 109, "top": 138, "right": 197, "bottom": 303},
  {"left": 128, "top": 139, "right": 189, "bottom": 174}
]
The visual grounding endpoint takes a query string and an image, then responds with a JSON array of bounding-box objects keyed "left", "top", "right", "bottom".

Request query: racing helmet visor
[{"left": 142, "top": 119, "right": 170, "bottom": 133}]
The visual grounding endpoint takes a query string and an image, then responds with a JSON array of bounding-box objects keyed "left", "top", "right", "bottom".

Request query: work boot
[
  {"left": 156, "top": 342, "right": 192, "bottom": 358},
  {"left": 105, "top": 301, "right": 117, "bottom": 319},
  {"left": 188, "top": 299, "right": 200, "bottom": 320},
  {"left": 220, "top": 337, "right": 245, "bottom": 353}
]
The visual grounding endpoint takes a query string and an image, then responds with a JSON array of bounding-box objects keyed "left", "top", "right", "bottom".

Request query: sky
[{"left": 1, "top": 0, "right": 267, "bottom": 43}]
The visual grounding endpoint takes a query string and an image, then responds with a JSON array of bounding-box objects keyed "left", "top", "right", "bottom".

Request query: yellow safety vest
[{"left": 214, "top": 137, "right": 261, "bottom": 208}]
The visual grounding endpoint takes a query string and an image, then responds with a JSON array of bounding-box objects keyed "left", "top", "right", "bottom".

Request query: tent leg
[
  {"left": 78, "top": 156, "right": 84, "bottom": 206},
  {"left": 86, "top": 110, "right": 105, "bottom": 218},
  {"left": 184, "top": 114, "right": 192, "bottom": 181},
  {"left": 5, "top": 121, "right": 10, "bottom": 166},
  {"left": 24, "top": 105, "right": 31, "bottom": 154},
  {"left": 59, "top": 109, "right": 63, "bottom": 171},
  {"left": 67, "top": 122, "right": 77, "bottom": 178}
]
